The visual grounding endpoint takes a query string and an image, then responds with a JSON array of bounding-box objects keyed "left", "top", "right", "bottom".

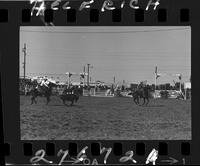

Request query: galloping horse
[
  {"left": 30, "top": 81, "right": 56, "bottom": 105},
  {"left": 59, "top": 86, "right": 80, "bottom": 106},
  {"left": 131, "top": 85, "right": 150, "bottom": 106}
]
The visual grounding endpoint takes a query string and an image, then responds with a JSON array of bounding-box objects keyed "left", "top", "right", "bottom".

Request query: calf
[{"left": 60, "top": 93, "right": 79, "bottom": 106}]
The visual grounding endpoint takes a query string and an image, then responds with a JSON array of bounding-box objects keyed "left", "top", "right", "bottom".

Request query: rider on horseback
[
  {"left": 132, "top": 80, "right": 149, "bottom": 106},
  {"left": 30, "top": 84, "right": 39, "bottom": 104},
  {"left": 137, "top": 80, "right": 147, "bottom": 89},
  {"left": 40, "top": 78, "right": 49, "bottom": 88},
  {"left": 60, "top": 85, "right": 79, "bottom": 106}
]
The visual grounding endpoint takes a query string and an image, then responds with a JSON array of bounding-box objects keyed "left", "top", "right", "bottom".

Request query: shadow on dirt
[
  {"left": 135, "top": 103, "right": 165, "bottom": 107},
  {"left": 50, "top": 104, "right": 83, "bottom": 108},
  {"left": 48, "top": 104, "right": 66, "bottom": 106},
  {"left": 145, "top": 105, "right": 165, "bottom": 107}
]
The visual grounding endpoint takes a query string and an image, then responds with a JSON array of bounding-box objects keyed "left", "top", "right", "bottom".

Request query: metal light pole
[
  {"left": 22, "top": 43, "right": 26, "bottom": 80},
  {"left": 154, "top": 66, "right": 157, "bottom": 98},
  {"left": 22, "top": 43, "right": 27, "bottom": 95},
  {"left": 68, "top": 73, "right": 71, "bottom": 88},
  {"left": 179, "top": 74, "right": 182, "bottom": 92},
  {"left": 83, "top": 66, "right": 85, "bottom": 87},
  {"left": 87, "top": 64, "right": 90, "bottom": 87}
]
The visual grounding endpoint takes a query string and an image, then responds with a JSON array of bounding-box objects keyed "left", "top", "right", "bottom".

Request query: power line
[
  {"left": 20, "top": 27, "right": 190, "bottom": 34},
  {"left": 28, "top": 49, "right": 191, "bottom": 54},
  {"left": 23, "top": 52, "right": 191, "bottom": 59}
]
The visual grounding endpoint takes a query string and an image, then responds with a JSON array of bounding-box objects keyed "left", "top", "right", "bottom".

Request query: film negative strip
[{"left": 0, "top": 0, "right": 199, "bottom": 165}]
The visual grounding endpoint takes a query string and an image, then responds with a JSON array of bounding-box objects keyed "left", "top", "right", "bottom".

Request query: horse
[
  {"left": 130, "top": 90, "right": 140, "bottom": 105},
  {"left": 30, "top": 81, "right": 56, "bottom": 105},
  {"left": 59, "top": 86, "right": 80, "bottom": 106},
  {"left": 130, "top": 86, "right": 150, "bottom": 106},
  {"left": 30, "top": 86, "right": 39, "bottom": 104}
]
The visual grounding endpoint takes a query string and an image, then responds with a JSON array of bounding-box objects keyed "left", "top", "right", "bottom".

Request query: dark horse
[
  {"left": 131, "top": 86, "right": 150, "bottom": 106},
  {"left": 30, "top": 82, "right": 56, "bottom": 105},
  {"left": 59, "top": 86, "right": 79, "bottom": 106}
]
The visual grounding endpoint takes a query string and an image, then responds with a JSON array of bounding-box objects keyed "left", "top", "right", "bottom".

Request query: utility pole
[
  {"left": 68, "top": 72, "right": 71, "bottom": 88},
  {"left": 22, "top": 43, "right": 27, "bottom": 80},
  {"left": 179, "top": 74, "right": 182, "bottom": 92},
  {"left": 154, "top": 66, "right": 158, "bottom": 98},
  {"left": 22, "top": 43, "right": 27, "bottom": 95},
  {"left": 83, "top": 65, "right": 85, "bottom": 87},
  {"left": 87, "top": 64, "right": 90, "bottom": 87}
]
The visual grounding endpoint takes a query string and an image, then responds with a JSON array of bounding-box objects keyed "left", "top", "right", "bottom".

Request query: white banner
[{"left": 184, "top": 82, "right": 191, "bottom": 89}]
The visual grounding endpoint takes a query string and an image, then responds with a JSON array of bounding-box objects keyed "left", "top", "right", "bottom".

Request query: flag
[
  {"left": 175, "top": 74, "right": 181, "bottom": 80},
  {"left": 156, "top": 74, "right": 161, "bottom": 79},
  {"left": 80, "top": 73, "right": 85, "bottom": 78},
  {"left": 155, "top": 66, "right": 161, "bottom": 79}
]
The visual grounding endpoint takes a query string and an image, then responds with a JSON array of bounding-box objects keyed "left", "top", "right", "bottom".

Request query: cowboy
[{"left": 137, "top": 81, "right": 142, "bottom": 90}]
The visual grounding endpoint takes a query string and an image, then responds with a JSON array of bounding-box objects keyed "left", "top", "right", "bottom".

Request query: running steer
[{"left": 59, "top": 93, "right": 79, "bottom": 106}]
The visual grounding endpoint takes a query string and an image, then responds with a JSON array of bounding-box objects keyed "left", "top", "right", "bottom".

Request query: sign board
[{"left": 184, "top": 82, "right": 191, "bottom": 89}]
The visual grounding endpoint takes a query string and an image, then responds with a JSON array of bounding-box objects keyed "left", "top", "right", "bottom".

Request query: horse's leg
[
  {"left": 142, "top": 97, "right": 145, "bottom": 106},
  {"left": 63, "top": 100, "right": 67, "bottom": 106},
  {"left": 33, "top": 97, "right": 36, "bottom": 104},
  {"left": 135, "top": 93, "right": 139, "bottom": 105},
  {"left": 46, "top": 96, "right": 50, "bottom": 105},
  {"left": 31, "top": 97, "right": 33, "bottom": 105},
  {"left": 70, "top": 100, "right": 74, "bottom": 106},
  {"left": 133, "top": 97, "right": 137, "bottom": 105},
  {"left": 146, "top": 97, "right": 149, "bottom": 106},
  {"left": 137, "top": 97, "right": 140, "bottom": 105},
  {"left": 135, "top": 97, "right": 137, "bottom": 105},
  {"left": 132, "top": 94, "right": 138, "bottom": 105}
]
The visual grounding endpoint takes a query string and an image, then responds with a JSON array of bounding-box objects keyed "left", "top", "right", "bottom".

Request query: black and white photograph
[{"left": 20, "top": 26, "right": 191, "bottom": 140}]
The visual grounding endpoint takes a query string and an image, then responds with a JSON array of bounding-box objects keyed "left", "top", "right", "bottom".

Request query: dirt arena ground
[{"left": 20, "top": 95, "right": 191, "bottom": 140}]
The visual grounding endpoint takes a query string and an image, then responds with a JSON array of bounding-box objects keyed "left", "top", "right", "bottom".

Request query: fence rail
[{"left": 83, "top": 89, "right": 114, "bottom": 97}]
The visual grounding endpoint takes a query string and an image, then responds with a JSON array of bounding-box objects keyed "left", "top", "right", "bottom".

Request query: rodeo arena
[
  {"left": 20, "top": 66, "right": 191, "bottom": 140},
  {"left": 20, "top": 66, "right": 191, "bottom": 103}
]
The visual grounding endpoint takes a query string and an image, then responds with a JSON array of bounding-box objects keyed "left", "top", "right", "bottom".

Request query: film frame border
[{"left": 0, "top": 0, "right": 199, "bottom": 165}]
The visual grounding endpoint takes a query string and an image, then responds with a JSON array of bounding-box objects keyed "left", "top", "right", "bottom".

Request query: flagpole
[
  {"left": 155, "top": 66, "right": 157, "bottom": 98},
  {"left": 179, "top": 74, "right": 182, "bottom": 92}
]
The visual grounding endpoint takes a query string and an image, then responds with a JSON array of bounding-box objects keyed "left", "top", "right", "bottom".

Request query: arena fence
[
  {"left": 154, "top": 90, "right": 191, "bottom": 100},
  {"left": 83, "top": 88, "right": 114, "bottom": 97}
]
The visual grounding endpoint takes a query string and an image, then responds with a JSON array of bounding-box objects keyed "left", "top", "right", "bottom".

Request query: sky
[{"left": 20, "top": 26, "right": 191, "bottom": 85}]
